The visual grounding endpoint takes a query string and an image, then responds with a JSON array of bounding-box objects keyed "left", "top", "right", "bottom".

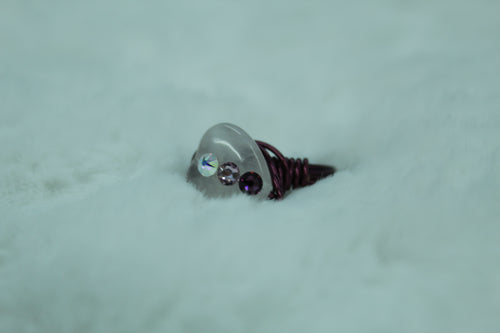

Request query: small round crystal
[
  {"left": 239, "top": 172, "right": 263, "bottom": 195},
  {"left": 198, "top": 153, "right": 219, "bottom": 177},
  {"left": 217, "top": 162, "right": 240, "bottom": 185}
]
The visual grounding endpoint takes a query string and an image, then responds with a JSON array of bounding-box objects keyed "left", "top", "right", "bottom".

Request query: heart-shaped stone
[{"left": 187, "top": 123, "right": 272, "bottom": 199}]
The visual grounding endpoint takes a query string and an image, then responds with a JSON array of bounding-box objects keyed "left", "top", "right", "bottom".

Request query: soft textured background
[{"left": 1, "top": 0, "right": 499, "bottom": 332}]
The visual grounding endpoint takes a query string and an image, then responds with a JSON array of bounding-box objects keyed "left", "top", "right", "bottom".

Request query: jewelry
[{"left": 187, "top": 123, "right": 335, "bottom": 200}]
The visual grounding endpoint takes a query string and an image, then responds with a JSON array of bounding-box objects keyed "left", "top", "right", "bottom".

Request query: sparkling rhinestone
[
  {"left": 198, "top": 153, "right": 218, "bottom": 177},
  {"left": 217, "top": 162, "right": 240, "bottom": 185},
  {"left": 239, "top": 172, "right": 263, "bottom": 195}
]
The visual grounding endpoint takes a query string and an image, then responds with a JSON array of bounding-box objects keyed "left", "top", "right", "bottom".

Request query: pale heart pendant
[{"left": 187, "top": 123, "right": 272, "bottom": 199}]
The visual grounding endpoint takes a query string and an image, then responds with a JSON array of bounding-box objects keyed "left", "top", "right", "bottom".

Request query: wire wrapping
[{"left": 256, "top": 140, "right": 335, "bottom": 200}]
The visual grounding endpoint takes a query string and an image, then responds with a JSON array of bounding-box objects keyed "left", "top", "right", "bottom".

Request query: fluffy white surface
[{"left": 1, "top": 1, "right": 499, "bottom": 332}]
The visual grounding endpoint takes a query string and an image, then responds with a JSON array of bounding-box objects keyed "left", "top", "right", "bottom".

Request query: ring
[{"left": 187, "top": 123, "right": 336, "bottom": 200}]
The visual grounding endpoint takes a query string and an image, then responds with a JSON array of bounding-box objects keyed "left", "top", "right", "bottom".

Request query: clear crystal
[
  {"left": 217, "top": 162, "right": 240, "bottom": 185},
  {"left": 198, "top": 153, "right": 218, "bottom": 177}
]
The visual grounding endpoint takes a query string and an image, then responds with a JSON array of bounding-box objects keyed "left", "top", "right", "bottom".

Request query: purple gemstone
[
  {"left": 218, "top": 162, "right": 240, "bottom": 185},
  {"left": 239, "top": 172, "right": 263, "bottom": 195}
]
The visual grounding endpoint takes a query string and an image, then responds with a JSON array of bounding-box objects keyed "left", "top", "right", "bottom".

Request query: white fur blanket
[{"left": 1, "top": 1, "right": 499, "bottom": 332}]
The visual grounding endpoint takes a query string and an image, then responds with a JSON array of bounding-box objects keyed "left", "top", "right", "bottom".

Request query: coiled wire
[{"left": 256, "top": 141, "right": 335, "bottom": 200}]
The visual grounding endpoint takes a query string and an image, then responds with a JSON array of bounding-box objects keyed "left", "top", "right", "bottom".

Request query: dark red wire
[{"left": 256, "top": 141, "right": 336, "bottom": 200}]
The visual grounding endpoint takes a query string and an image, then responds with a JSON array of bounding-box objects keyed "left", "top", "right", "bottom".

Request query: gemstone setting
[
  {"left": 239, "top": 172, "right": 263, "bottom": 195},
  {"left": 198, "top": 153, "right": 219, "bottom": 177},
  {"left": 217, "top": 162, "right": 240, "bottom": 185},
  {"left": 187, "top": 123, "right": 272, "bottom": 199}
]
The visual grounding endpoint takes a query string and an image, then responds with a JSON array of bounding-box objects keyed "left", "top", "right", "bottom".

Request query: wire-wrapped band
[{"left": 256, "top": 141, "right": 336, "bottom": 200}]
